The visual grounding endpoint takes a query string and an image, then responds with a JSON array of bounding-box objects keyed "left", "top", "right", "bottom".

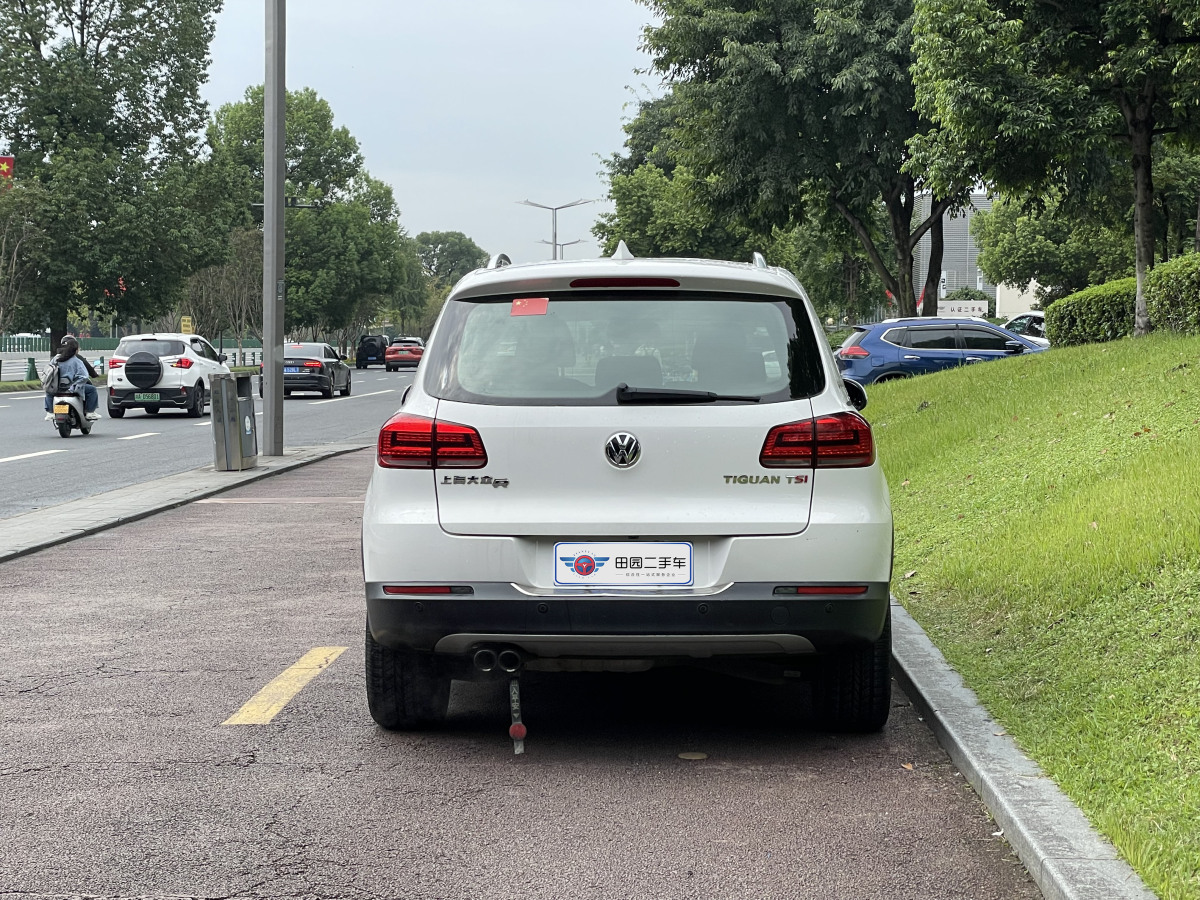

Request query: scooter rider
[{"left": 44, "top": 335, "right": 101, "bottom": 421}]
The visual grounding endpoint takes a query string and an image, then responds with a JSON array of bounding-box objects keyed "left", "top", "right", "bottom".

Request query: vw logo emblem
[{"left": 605, "top": 432, "right": 641, "bottom": 469}]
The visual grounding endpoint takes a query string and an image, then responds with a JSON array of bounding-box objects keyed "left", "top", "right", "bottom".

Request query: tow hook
[
  {"left": 508, "top": 677, "right": 526, "bottom": 755},
  {"left": 473, "top": 646, "right": 527, "bottom": 754}
]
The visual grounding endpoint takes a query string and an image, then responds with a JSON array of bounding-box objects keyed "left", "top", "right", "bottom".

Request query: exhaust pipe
[
  {"left": 498, "top": 649, "right": 522, "bottom": 673},
  {"left": 473, "top": 649, "right": 497, "bottom": 673}
]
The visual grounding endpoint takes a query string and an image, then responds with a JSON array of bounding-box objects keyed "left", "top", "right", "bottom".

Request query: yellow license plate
[{"left": 53, "top": 404, "right": 69, "bottom": 413}]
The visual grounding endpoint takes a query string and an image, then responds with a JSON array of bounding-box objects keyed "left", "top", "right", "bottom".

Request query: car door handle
[
  {"left": 903, "top": 354, "right": 920, "bottom": 360},
  {"left": 965, "top": 356, "right": 983, "bottom": 362}
]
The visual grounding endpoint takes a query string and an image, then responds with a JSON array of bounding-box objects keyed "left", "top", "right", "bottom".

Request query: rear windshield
[
  {"left": 285, "top": 343, "right": 324, "bottom": 358},
  {"left": 116, "top": 339, "right": 185, "bottom": 357},
  {"left": 423, "top": 291, "right": 825, "bottom": 405}
]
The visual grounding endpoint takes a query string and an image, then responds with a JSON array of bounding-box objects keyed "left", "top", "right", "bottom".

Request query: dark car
[
  {"left": 356, "top": 334, "right": 389, "bottom": 369},
  {"left": 835, "top": 317, "right": 1046, "bottom": 385},
  {"left": 384, "top": 338, "right": 424, "bottom": 371},
  {"left": 260, "top": 342, "right": 352, "bottom": 398}
]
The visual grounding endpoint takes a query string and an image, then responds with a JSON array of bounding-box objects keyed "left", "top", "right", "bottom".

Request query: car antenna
[{"left": 612, "top": 240, "right": 635, "bottom": 260}]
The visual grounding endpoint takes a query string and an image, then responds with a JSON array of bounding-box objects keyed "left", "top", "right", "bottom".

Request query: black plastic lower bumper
[
  {"left": 366, "top": 584, "right": 890, "bottom": 657},
  {"left": 108, "top": 385, "right": 197, "bottom": 409}
]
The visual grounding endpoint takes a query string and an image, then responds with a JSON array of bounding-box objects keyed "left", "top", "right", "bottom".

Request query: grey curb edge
[
  {"left": 890, "top": 598, "right": 1158, "bottom": 900},
  {"left": 0, "top": 441, "right": 373, "bottom": 564}
]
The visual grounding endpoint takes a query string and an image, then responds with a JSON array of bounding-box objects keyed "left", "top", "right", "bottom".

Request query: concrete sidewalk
[{"left": 0, "top": 447, "right": 1158, "bottom": 900}]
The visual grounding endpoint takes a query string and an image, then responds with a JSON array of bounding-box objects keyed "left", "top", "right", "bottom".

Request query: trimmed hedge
[
  {"left": 1044, "top": 277, "right": 1136, "bottom": 346},
  {"left": 1146, "top": 252, "right": 1200, "bottom": 335}
]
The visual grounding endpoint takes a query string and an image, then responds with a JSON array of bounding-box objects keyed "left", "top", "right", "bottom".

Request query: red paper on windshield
[{"left": 511, "top": 297, "right": 549, "bottom": 316}]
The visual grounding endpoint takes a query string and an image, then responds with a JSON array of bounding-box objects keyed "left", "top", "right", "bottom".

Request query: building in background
[{"left": 912, "top": 189, "right": 996, "bottom": 315}]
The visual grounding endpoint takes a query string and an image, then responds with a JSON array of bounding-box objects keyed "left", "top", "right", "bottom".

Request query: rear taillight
[
  {"left": 837, "top": 345, "right": 870, "bottom": 359},
  {"left": 760, "top": 412, "right": 875, "bottom": 468},
  {"left": 169, "top": 357, "right": 194, "bottom": 369},
  {"left": 303, "top": 360, "right": 322, "bottom": 368},
  {"left": 377, "top": 413, "right": 488, "bottom": 469},
  {"left": 108, "top": 358, "right": 125, "bottom": 369}
]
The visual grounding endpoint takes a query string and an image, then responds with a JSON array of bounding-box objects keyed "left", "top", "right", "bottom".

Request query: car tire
[
  {"left": 321, "top": 378, "right": 334, "bottom": 399},
  {"left": 186, "top": 383, "right": 203, "bottom": 418},
  {"left": 107, "top": 404, "right": 125, "bottom": 419},
  {"left": 340, "top": 374, "right": 351, "bottom": 396},
  {"left": 364, "top": 619, "right": 450, "bottom": 730},
  {"left": 812, "top": 608, "right": 891, "bottom": 733},
  {"left": 145, "top": 406, "right": 160, "bottom": 415}
]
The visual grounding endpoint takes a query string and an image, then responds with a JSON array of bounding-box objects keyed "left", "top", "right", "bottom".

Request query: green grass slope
[{"left": 866, "top": 333, "right": 1200, "bottom": 900}]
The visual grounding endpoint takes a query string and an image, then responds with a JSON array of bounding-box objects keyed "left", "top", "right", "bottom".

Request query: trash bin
[{"left": 211, "top": 372, "right": 258, "bottom": 471}]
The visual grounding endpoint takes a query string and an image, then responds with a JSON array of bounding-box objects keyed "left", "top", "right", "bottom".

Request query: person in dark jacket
[{"left": 44, "top": 335, "right": 100, "bottom": 420}]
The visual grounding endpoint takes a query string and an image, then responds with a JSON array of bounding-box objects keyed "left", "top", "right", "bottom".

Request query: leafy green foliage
[
  {"left": 1045, "top": 279, "right": 1138, "bottom": 346},
  {"left": 869, "top": 333, "right": 1200, "bottom": 898},
  {"left": 640, "top": 0, "right": 972, "bottom": 315},
  {"left": 1146, "top": 253, "right": 1200, "bottom": 335},
  {"left": 971, "top": 195, "right": 1134, "bottom": 305},
  {"left": 0, "top": 181, "right": 47, "bottom": 335},
  {"left": 414, "top": 231, "right": 489, "bottom": 286}
]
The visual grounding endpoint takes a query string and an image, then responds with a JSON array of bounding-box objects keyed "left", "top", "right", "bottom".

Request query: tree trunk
[
  {"left": 920, "top": 212, "right": 945, "bottom": 316},
  {"left": 1127, "top": 96, "right": 1155, "bottom": 336},
  {"left": 1194, "top": 191, "right": 1199, "bottom": 254}
]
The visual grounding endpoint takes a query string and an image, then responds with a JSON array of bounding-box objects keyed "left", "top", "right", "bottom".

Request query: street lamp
[
  {"left": 537, "top": 238, "right": 584, "bottom": 259},
  {"left": 517, "top": 198, "right": 593, "bottom": 260},
  {"left": 262, "top": 0, "right": 286, "bottom": 456}
]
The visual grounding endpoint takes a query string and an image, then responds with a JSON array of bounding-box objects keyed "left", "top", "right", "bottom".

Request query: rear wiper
[{"left": 614, "top": 383, "right": 761, "bottom": 404}]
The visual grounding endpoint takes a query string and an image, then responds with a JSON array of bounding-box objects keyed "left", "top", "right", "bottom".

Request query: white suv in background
[
  {"left": 362, "top": 247, "right": 894, "bottom": 732},
  {"left": 106, "top": 333, "right": 231, "bottom": 417}
]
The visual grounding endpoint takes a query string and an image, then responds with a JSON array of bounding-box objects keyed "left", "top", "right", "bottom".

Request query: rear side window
[
  {"left": 425, "top": 292, "right": 825, "bottom": 405},
  {"left": 116, "top": 339, "right": 185, "bottom": 357},
  {"left": 880, "top": 328, "right": 906, "bottom": 346},
  {"left": 907, "top": 327, "right": 958, "bottom": 350}
]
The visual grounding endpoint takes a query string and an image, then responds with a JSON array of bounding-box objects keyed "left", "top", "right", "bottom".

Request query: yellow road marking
[{"left": 223, "top": 646, "right": 348, "bottom": 725}]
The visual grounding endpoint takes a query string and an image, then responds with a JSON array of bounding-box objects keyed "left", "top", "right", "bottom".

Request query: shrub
[
  {"left": 1044, "top": 277, "right": 1136, "bottom": 346},
  {"left": 1146, "top": 252, "right": 1200, "bottom": 334},
  {"left": 943, "top": 286, "right": 995, "bottom": 317},
  {"left": 826, "top": 328, "right": 853, "bottom": 350}
]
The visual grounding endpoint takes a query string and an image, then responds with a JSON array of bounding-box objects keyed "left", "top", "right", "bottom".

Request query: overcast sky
[{"left": 201, "top": 1, "right": 661, "bottom": 264}]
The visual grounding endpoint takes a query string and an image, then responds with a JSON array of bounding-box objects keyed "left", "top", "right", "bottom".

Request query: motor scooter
[{"left": 50, "top": 389, "right": 94, "bottom": 438}]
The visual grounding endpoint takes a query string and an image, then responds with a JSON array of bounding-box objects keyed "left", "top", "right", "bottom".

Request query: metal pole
[
  {"left": 551, "top": 209, "right": 558, "bottom": 261},
  {"left": 262, "top": 0, "right": 286, "bottom": 456}
]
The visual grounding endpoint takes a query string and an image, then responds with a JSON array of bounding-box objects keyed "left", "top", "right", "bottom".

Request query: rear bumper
[
  {"left": 282, "top": 373, "right": 330, "bottom": 391},
  {"left": 366, "top": 582, "right": 890, "bottom": 658},
  {"left": 108, "top": 385, "right": 195, "bottom": 409}
]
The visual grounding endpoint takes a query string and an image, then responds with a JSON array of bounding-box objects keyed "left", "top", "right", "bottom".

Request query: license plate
[
  {"left": 367, "top": 356, "right": 377, "bottom": 361},
  {"left": 284, "top": 366, "right": 300, "bottom": 374},
  {"left": 134, "top": 392, "right": 159, "bottom": 402},
  {"left": 53, "top": 404, "right": 69, "bottom": 414},
  {"left": 554, "top": 542, "right": 693, "bottom": 587}
]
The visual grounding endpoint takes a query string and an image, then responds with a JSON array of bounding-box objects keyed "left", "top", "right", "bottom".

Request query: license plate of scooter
[
  {"left": 134, "top": 392, "right": 159, "bottom": 402},
  {"left": 53, "top": 404, "right": 69, "bottom": 414}
]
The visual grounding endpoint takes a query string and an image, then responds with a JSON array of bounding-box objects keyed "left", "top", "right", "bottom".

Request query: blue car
[{"left": 835, "top": 317, "right": 1046, "bottom": 385}]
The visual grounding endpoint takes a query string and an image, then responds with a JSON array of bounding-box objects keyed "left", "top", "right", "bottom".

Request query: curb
[
  {"left": 890, "top": 599, "right": 1157, "bottom": 900},
  {"left": 0, "top": 441, "right": 373, "bottom": 564}
]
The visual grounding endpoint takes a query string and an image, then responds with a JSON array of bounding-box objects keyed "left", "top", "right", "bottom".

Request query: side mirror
[
  {"left": 1005, "top": 341, "right": 1025, "bottom": 354},
  {"left": 218, "top": 353, "right": 228, "bottom": 363},
  {"left": 843, "top": 378, "right": 868, "bottom": 411},
  {"left": 340, "top": 354, "right": 348, "bottom": 361}
]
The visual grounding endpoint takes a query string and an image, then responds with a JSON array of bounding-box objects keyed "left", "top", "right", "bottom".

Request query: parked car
[
  {"left": 356, "top": 334, "right": 389, "bottom": 369},
  {"left": 1001, "top": 311, "right": 1049, "bottom": 347},
  {"left": 385, "top": 338, "right": 424, "bottom": 371},
  {"left": 106, "top": 333, "right": 230, "bottom": 418},
  {"left": 835, "top": 317, "right": 1046, "bottom": 385},
  {"left": 362, "top": 246, "right": 894, "bottom": 734},
  {"left": 260, "top": 342, "right": 351, "bottom": 398}
]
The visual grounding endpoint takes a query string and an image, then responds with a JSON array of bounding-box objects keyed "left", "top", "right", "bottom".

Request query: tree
[
  {"left": 0, "top": 1, "right": 227, "bottom": 344},
  {"left": 641, "top": 0, "right": 973, "bottom": 316},
  {"left": 414, "top": 231, "right": 489, "bottom": 287},
  {"left": 971, "top": 195, "right": 1134, "bottom": 306},
  {"left": 911, "top": 0, "right": 1200, "bottom": 335},
  {"left": 0, "top": 181, "right": 47, "bottom": 336}
]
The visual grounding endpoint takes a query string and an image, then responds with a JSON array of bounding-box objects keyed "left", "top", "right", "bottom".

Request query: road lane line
[
  {"left": 195, "top": 421, "right": 211, "bottom": 426},
  {"left": 8, "top": 393, "right": 44, "bottom": 400},
  {"left": 0, "top": 449, "right": 68, "bottom": 464},
  {"left": 223, "top": 646, "right": 348, "bottom": 725},
  {"left": 309, "top": 389, "right": 394, "bottom": 405},
  {"left": 117, "top": 432, "right": 160, "bottom": 441}
]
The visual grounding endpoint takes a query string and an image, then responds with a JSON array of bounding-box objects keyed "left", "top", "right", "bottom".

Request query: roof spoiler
[{"left": 751, "top": 252, "right": 768, "bottom": 268}]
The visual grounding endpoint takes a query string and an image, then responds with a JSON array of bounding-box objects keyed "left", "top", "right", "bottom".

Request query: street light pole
[
  {"left": 538, "top": 238, "right": 584, "bottom": 259},
  {"left": 262, "top": 0, "right": 285, "bottom": 456},
  {"left": 517, "top": 199, "right": 593, "bottom": 260}
]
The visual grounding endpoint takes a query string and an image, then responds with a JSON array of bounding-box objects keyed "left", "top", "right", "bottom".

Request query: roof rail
[
  {"left": 486, "top": 253, "right": 511, "bottom": 269},
  {"left": 751, "top": 251, "right": 768, "bottom": 268}
]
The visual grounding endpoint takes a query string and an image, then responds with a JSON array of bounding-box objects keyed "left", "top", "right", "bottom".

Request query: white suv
[
  {"left": 362, "top": 247, "right": 894, "bottom": 732},
  {"left": 106, "top": 333, "right": 231, "bottom": 418}
]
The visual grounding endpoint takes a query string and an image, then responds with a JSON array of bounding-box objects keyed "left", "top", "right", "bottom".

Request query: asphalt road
[
  {"left": 0, "top": 451, "right": 1040, "bottom": 900},
  {"left": 0, "top": 367, "right": 413, "bottom": 520}
]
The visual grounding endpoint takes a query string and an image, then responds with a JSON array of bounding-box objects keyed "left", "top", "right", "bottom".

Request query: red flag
[
  {"left": 511, "top": 297, "right": 549, "bottom": 316},
  {"left": 0, "top": 156, "right": 13, "bottom": 181}
]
